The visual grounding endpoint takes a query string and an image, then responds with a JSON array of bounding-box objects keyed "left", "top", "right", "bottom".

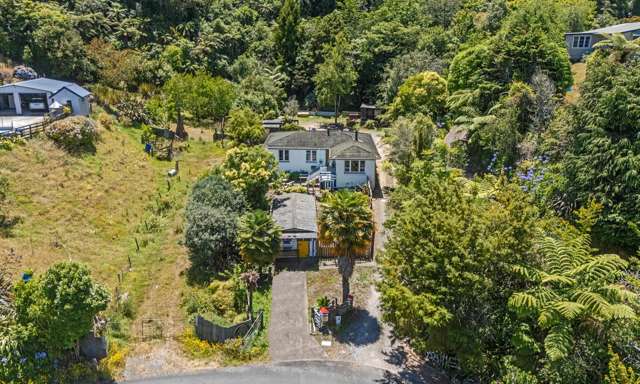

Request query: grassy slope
[
  {"left": 0, "top": 124, "right": 225, "bottom": 341},
  {"left": 566, "top": 62, "right": 587, "bottom": 104}
]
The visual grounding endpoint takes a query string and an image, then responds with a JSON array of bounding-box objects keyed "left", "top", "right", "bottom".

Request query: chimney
[{"left": 355, "top": 130, "right": 359, "bottom": 141}]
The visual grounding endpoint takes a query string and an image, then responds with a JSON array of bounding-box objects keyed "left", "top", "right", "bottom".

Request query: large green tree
[
  {"left": 225, "top": 108, "right": 266, "bottom": 145},
  {"left": 379, "top": 159, "right": 538, "bottom": 379},
  {"left": 318, "top": 190, "right": 373, "bottom": 304},
  {"left": 387, "top": 114, "right": 438, "bottom": 184},
  {"left": 555, "top": 53, "right": 640, "bottom": 250},
  {"left": 221, "top": 145, "right": 281, "bottom": 209},
  {"left": 274, "top": 0, "right": 302, "bottom": 91},
  {"left": 314, "top": 34, "right": 357, "bottom": 124},
  {"left": 13, "top": 262, "right": 110, "bottom": 354},
  {"left": 185, "top": 174, "right": 247, "bottom": 277},
  {"left": 387, "top": 71, "right": 449, "bottom": 121}
]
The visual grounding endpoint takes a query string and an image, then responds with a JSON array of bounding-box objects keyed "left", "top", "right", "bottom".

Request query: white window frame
[
  {"left": 278, "top": 149, "right": 289, "bottom": 162},
  {"left": 306, "top": 150, "right": 317, "bottom": 163},
  {"left": 572, "top": 35, "right": 591, "bottom": 49},
  {"left": 344, "top": 160, "right": 365, "bottom": 173}
]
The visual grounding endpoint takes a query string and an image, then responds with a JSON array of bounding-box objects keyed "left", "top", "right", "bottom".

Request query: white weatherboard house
[
  {"left": 565, "top": 22, "right": 640, "bottom": 61},
  {"left": 265, "top": 130, "right": 380, "bottom": 189},
  {"left": 0, "top": 78, "right": 91, "bottom": 116}
]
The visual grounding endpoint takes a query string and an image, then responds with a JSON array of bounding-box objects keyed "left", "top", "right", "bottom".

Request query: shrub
[
  {"left": 13, "top": 262, "right": 110, "bottom": 355},
  {"left": 179, "top": 329, "right": 218, "bottom": 359},
  {"left": 46, "top": 117, "right": 99, "bottom": 153},
  {"left": 97, "top": 112, "right": 114, "bottom": 131},
  {"left": 208, "top": 279, "right": 241, "bottom": 316},
  {"left": 225, "top": 108, "right": 265, "bottom": 145},
  {"left": 280, "top": 123, "right": 303, "bottom": 131},
  {"left": 185, "top": 174, "right": 248, "bottom": 277},
  {"left": 98, "top": 341, "right": 128, "bottom": 378},
  {"left": 362, "top": 119, "right": 378, "bottom": 130},
  {"left": 115, "top": 97, "right": 149, "bottom": 124}
]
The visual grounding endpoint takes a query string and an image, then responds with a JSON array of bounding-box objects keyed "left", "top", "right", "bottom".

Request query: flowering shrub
[{"left": 46, "top": 116, "right": 99, "bottom": 153}]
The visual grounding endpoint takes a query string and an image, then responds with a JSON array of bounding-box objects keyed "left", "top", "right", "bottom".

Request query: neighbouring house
[
  {"left": 265, "top": 130, "right": 380, "bottom": 189},
  {"left": 271, "top": 192, "right": 318, "bottom": 260},
  {"left": 0, "top": 78, "right": 91, "bottom": 116},
  {"left": 565, "top": 22, "right": 640, "bottom": 61}
]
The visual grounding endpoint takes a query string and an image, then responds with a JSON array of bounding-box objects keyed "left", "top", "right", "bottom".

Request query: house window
[
  {"left": 344, "top": 160, "right": 365, "bottom": 173},
  {"left": 278, "top": 149, "right": 289, "bottom": 162},
  {"left": 306, "top": 150, "right": 317, "bottom": 163},
  {"left": 572, "top": 35, "right": 591, "bottom": 48}
]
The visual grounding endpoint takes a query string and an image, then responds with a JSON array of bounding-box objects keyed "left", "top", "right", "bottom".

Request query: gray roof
[
  {"left": 265, "top": 131, "right": 380, "bottom": 160},
  {"left": 567, "top": 22, "right": 640, "bottom": 35},
  {"left": 444, "top": 127, "right": 469, "bottom": 146},
  {"left": 272, "top": 193, "right": 317, "bottom": 233},
  {"left": 0, "top": 78, "right": 91, "bottom": 97}
]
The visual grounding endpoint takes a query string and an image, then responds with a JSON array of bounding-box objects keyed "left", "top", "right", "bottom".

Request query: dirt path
[{"left": 269, "top": 271, "right": 325, "bottom": 361}]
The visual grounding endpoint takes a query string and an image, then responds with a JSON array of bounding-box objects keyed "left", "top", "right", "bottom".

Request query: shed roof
[
  {"left": 271, "top": 193, "right": 317, "bottom": 233},
  {"left": 566, "top": 22, "right": 640, "bottom": 35},
  {"left": 0, "top": 78, "right": 91, "bottom": 97},
  {"left": 444, "top": 127, "right": 469, "bottom": 146},
  {"left": 265, "top": 131, "right": 380, "bottom": 160}
]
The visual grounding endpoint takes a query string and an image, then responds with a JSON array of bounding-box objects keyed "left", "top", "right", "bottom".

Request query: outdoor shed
[
  {"left": 271, "top": 192, "right": 318, "bottom": 259},
  {"left": 0, "top": 78, "right": 91, "bottom": 116},
  {"left": 360, "top": 104, "right": 384, "bottom": 123}
]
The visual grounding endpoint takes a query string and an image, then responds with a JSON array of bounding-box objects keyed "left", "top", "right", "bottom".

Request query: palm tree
[
  {"left": 237, "top": 210, "right": 281, "bottom": 319},
  {"left": 318, "top": 190, "right": 373, "bottom": 304},
  {"left": 593, "top": 33, "right": 640, "bottom": 63},
  {"left": 509, "top": 234, "right": 637, "bottom": 362}
]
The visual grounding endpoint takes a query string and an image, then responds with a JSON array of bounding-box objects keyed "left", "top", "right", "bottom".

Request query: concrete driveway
[
  {"left": 0, "top": 115, "right": 44, "bottom": 130},
  {"left": 269, "top": 271, "right": 325, "bottom": 361},
  {"left": 123, "top": 360, "right": 426, "bottom": 384}
]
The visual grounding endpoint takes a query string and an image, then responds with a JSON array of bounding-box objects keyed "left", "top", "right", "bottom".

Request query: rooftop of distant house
[
  {"left": 0, "top": 77, "right": 91, "bottom": 98},
  {"left": 265, "top": 130, "right": 380, "bottom": 160},
  {"left": 566, "top": 22, "right": 640, "bottom": 35}
]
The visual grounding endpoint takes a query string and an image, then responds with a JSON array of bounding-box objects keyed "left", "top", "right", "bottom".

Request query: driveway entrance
[{"left": 269, "top": 271, "right": 325, "bottom": 361}]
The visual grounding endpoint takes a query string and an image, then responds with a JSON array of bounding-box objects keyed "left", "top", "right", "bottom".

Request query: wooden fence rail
[{"left": 0, "top": 112, "right": 68, "bottom": 140}]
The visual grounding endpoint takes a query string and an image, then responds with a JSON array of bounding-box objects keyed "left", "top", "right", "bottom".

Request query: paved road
[
  {"left": 123, "top": 360, "right": 418, "bottom": 384},
  {"left": 269, "top": 271, "right": 325, "bottom": 361}
]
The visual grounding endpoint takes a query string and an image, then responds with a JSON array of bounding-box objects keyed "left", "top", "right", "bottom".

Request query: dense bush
[
  {"left": 46, "top": 116, "right": 99, "bottom": 153},
  {"left": 185, "top": 174, "right": 247, "bottom": 278},
  {"left": 0, "top": 262, "right": 109, "bottom": 383},
  {"left": 225, "top": 108, "right": 265, "bottom": 145},
  {"left": 221, "top": 145, "right": 281, "bottom": 209}
]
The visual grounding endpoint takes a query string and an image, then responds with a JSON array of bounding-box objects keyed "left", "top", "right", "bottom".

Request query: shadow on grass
[{"left": 0, "top": 215, "right": 21, "bottom": 237}]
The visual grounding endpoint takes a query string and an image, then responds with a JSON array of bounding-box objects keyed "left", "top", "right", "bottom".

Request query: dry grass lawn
[
  {"left": 307, "top": 266, "right": 375, "bottom": 309},
  {"left": 0, "top": 122, "right": 226, "bottom": 344}
]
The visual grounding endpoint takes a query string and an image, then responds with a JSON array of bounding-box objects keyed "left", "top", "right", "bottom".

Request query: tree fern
[{"left": 510, "top": 233, "right": 638, "bottom": 364}]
